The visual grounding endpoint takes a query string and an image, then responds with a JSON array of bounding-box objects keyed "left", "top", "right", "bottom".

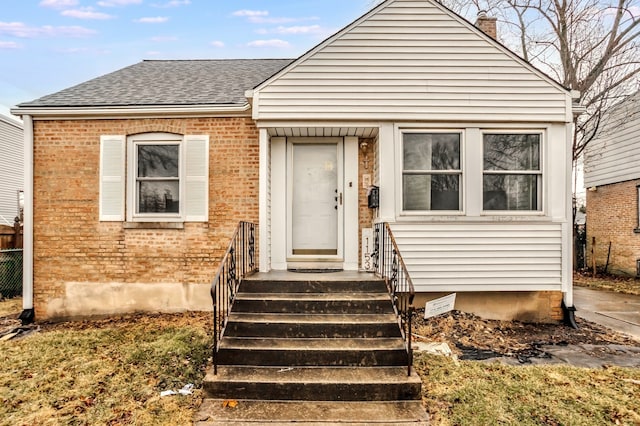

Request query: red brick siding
[
  {"left": 32, "top": 117, "right": 260, "bottom": 318},
  {"left": 586, "top": 179, "right": 640, "bottom": 276},
  {"left": 358, "top": 138, "right": 375, "bottom": 263}
]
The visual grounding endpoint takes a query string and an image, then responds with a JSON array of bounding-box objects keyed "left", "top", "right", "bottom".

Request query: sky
[{"left": 0, "top": 0, "right": 379, "bottom": 118}]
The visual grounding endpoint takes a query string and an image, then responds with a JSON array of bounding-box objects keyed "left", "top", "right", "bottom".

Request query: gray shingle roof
[{"left": 18, "top": 59, "right": 293, "bottom": 108}]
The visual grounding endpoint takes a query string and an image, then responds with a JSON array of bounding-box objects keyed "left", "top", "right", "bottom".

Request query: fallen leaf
[{"left": 222, "top": 400, "right": 238, "bottom": 408}]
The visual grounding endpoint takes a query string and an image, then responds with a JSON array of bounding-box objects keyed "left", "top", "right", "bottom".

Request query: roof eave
[{"left": 11, "top": 103, "right": 251, "bottom": 119}]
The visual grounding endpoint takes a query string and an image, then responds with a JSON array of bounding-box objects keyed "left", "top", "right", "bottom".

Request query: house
[
  {"left": 584, "top": 90, "right": 640, "bottom": 276},
  {"left": 12, "top": 0, "right": 578, "bottom": 322},
  {"left": 0, "top": 114, "right": 23, "bottom": 225}
]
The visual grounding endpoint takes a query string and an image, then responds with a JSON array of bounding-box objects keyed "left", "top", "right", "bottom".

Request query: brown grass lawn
[
  {"left": 0, "top": 297, "right": 21, "bottom": 317},
  {"left": 415, "top": 354, "right": 640, "bottom": 425},
  {"left": 1, "top": 295, "right": 640, "bottom": 425},
  {"left": 574, "top": 271, "right": 640, "bottom": 295},
  {"left": 1, "top": 302, "right": 211, "bottom": 426}
]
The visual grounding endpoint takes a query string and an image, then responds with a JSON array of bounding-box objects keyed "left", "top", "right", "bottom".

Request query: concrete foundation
[
  {"left": 44, "top": 281, "right": 212, "bottom": 320},
  {"left": 414, "top": 291, "right": 564, "bottom": 323}
]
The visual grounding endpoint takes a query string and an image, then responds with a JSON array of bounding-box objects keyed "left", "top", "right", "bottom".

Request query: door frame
[
  {"left": 267, "top": 134, "right": 360, "bottom": 271},
  {"left": 286, "top": 137, "right": 344, "bottom": 262}
]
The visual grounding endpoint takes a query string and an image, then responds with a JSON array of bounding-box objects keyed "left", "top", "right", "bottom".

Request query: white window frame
[
  {"left": 398, "top": 128, "right": 465, "bottom": 216},
  {"left": 481, "top": 130, "right": 544, "bottom": 214},
  {"left": 127, "top": 133, "right": 185, "bottom": 222}
]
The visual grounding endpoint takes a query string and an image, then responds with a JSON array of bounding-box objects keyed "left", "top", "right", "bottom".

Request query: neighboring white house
[
  {"left": 584, "top": 90, "right": 640, "bottom": 276},
  {"left": 584, "top": 90, "right": 640, "bottom": 189},
  {"left": 0, "top": 114, "right": 23, "bottom": 225}
]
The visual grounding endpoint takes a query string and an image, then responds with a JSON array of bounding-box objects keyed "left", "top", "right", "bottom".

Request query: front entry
[
  {"left": 266, "top": 134, "right": 359, "bottom": 272},
  {"left": 288, "top": 138, "right": 344, "bottom": 262}
]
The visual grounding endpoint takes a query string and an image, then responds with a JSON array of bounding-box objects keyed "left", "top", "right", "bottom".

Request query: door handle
[{"left": 339, "top": 193, "right": 343, "bottom": 205}]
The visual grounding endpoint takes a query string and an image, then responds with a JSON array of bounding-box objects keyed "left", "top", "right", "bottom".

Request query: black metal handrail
[
  {"left": 371, "top": 222, "right": 416, "bottom": 376},
  {"left": 210, "top": 221, "right": 257, "bottom": 374}
]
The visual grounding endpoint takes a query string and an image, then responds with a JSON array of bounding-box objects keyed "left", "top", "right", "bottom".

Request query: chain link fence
[{"left": 0, "top": 249, "right": 23, "bottom": 299}]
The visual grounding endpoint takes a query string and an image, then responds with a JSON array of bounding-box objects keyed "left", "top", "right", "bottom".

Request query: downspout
[
  {"left": 19, "top": 114, "right": 34, "bottom": 324},
  {"left": 563, "top": 94, "right": 582, "bottom": 329}
]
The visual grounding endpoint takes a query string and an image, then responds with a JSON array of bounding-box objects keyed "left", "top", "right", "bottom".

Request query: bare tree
[{"left": 443, "top": 0, "right": 640, "bottom": 164}]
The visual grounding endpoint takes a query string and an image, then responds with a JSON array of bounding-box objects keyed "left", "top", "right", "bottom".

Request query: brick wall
[
  {"left": 586, "top": 179, "right": 640, "bottom": 276},
  {"left": 358, "top": 138, "right": 375, "bottom": 264},
  {"left": 32, "top": 117, "right": 260, "bottom": 318}
]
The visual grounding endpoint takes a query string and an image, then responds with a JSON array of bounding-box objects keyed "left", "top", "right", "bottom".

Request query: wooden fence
[{"left": 0, "top": 220, "right": 23, "bottom": 250}]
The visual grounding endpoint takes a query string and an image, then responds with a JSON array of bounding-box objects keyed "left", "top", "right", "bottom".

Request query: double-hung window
[
  {"left": 99, "top": 132, "right": 209, "bottom": 223},
  {"left": 402, "top": 132, "right": 462, "bottom": 211},
  {"left": 483, "top": 133, "right": 541, "bottom": 211},
  {"left": 135, "top": 140, "right": 181, "bottom": 217}
]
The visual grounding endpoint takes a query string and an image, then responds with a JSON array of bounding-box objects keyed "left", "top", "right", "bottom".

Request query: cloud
[
  {"left": 152, "top": 0, "right": 191, "bottom": 7},
  {"left": 97, "top": 0, "right": 142, "bottom": 6},
  {"left": 0, "top": 22, "right": 96, "bottom": 38},
  {"left": 55, "top": 46, "right": 110, "bottom": 54},
  {"left": 0, "top": 41, "right": 22, "bottom": 49},
  {"left": 61, "top": 8, "right": 114, "bottom": 20},
  {"left": 209, "top": 40, "right": 224, "bottom": 48},
  {"left": 39, "top": 0, "right": 79, "bottom": 8},
  {"left": 146, "top": 50, "right": 162, "bottom": 56},
  {"left": 134, "top": 16, "right": 169, "bottom": 23},
  {"left": 247, "top": 39, "right": 291, "bottom": 48},
  {"left": 149, "top": 35, "right": 177, "bottom": 42},
  {"left": 233, "top": 10, "right": 320, "bottom": 25},
  {"left": 233, "top": 10, "right": 268, "bottom": 18},
  {"left": 272, "top": 25, "right": 324, "bottom": 35}
]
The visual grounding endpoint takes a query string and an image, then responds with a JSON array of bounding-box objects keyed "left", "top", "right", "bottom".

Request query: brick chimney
[{"left": 475, "top": 10, "right": 497, "bottom": 39}]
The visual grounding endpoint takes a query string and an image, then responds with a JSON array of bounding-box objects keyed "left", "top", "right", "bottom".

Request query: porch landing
[{"left": 245, "top": 270, "right": 378, "bottom": 282}]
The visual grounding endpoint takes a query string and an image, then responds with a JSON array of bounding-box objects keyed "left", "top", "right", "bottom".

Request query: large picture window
[
  {"left": 402, "top": 132, "right": 461, "bottom": 211},
  {"left": 483, "top": 133, "right": 541, "bottom": 211}
]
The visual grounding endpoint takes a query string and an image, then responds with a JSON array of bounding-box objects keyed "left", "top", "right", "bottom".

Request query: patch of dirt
[
  {"left": 574, "top": 271, "right": 640, "bottom": 295},
  {"left": 0, "top": 308, "right": 212, "bottom": 341},
  {"left": 413, "top": 310, "right": 640, "bottom": 362},
  {"left": 39, "top": 311, "right": 213, "bottom": 332}
]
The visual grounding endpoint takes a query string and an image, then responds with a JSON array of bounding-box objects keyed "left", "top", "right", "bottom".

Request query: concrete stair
[{"left": 196, "top": 272, "right": 427, "bottom": 425}]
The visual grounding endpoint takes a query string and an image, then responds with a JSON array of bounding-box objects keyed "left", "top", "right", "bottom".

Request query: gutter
[
  {"left": 19, "top": 114, "right": 34, "bottom": 324},
  {"left": 10, "top": 104, "right": 251, "bottom": 120}
]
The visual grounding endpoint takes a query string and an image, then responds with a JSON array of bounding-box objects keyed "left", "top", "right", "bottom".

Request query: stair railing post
[{"left": 210, "top": 221, "right": 259, "bottom": 375}]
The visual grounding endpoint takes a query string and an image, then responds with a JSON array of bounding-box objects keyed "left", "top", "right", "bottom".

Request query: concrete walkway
[{"left": 574, "top": 286, "right": 640, "bottom": 341}]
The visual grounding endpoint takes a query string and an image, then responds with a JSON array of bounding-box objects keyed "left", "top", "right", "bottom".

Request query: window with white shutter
[
  {"left": 99, "top": 132, "right": 209, "bottom": 223},
  {"left": 99, "top": 135, "right": 126, "bottom": 221}
]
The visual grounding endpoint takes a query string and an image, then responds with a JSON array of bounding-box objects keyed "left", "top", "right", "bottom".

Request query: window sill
[{"left": 124, "top": 222, "right": 184, "bottom": 230}]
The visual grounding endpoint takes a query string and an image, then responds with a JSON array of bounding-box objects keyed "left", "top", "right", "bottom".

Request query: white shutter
[
  {"left": 184, "top": 135, "right": 209, "bottom": 222},
  {"left": 99, "top": 135, "right": 125, "bottom": 221}
]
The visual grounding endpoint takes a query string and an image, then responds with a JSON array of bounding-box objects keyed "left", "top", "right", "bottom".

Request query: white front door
[{"left": 288, "top": 138, "right": 344, "bottom": 259}]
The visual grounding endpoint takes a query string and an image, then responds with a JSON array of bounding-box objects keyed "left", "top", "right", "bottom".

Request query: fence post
[{"left": 13, "top": 218, "right": 21, "bottom": 249}]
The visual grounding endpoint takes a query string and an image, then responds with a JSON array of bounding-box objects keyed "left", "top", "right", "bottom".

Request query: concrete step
[
  {"left": 194, "top": 399, "right": 428, "bottom": 425},
  {"left": 217, "top": 337, "right": 408, "bottom": 367},
  {"left": 232, "top": 292, "right": 394, "bottom": 314},
  {"left": 241, "top": 278, "right": 387, "bottom": 294},
  {"left": 203, "top": 366, "right": 421, "bottom": 401},
  {"left": 225, "top": 312, "right": 402, "bottom": 338}
]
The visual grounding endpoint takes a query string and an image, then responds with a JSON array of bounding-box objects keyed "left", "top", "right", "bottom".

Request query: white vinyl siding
[
  {"left": 99, "top": 135, "right": 126, "bottom": 221},
  {"left": 584, "top": 93, "right": 640, "bottom": 188},
  {"left": 253, "top": 0, "right": 569, "bottom": 122},
  {"left": 0, "top": 117, "right": 23, "bottom": 224},
  {"left": 390, "top": 222, "right": 563, "bottom": 292}
]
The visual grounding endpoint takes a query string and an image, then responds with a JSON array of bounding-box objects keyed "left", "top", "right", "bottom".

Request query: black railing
[
  {"left": 372, "top": 222, "right": 415, "bottom": 376},
  {"left": 210, "top": 221, "right": 257, "bottom": 374}
]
